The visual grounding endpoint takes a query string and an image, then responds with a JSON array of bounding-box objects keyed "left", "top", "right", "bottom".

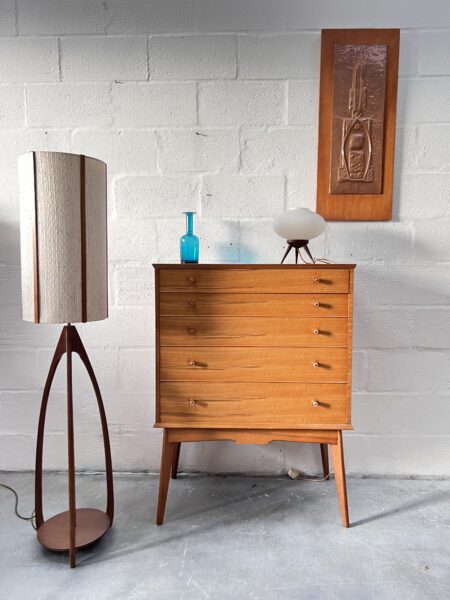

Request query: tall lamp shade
[
  {"left": 18, "top": 151, "right": 113, "bottom": 568},
  {"left": 19, "top": 151, "right": 107, "bottom": 324}
]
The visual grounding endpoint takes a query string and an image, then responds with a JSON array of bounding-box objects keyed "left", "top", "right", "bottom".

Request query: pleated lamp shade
[{"left": 19, "top": 151, "right": 108, "bottom": 324}]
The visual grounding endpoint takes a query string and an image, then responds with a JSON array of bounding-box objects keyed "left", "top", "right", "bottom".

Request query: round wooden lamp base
[{"left": 37, "top": 508, "right": 111, "bottom": 552}]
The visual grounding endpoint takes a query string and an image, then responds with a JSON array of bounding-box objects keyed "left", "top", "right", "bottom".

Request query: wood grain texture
[
  {"left": 154, "top": 265, "right": 355, "bottom": 527},
  {"left": 167, "top": 428, "right": 339, "bottom": 445},
  {"left": 346, "top": 269, "right": 355, "bottom": 422},
  {"left": 160, "top": 292, "right": 349, "bottom": 317},
  {"left": 159, "top": 267, "right": 350, "bottom": 294},
  {"left": 160, "top": 316, "right": 348, "bottom": 347},
  {"left": 330, "top": 430, "right": 349, "bottom": 527},
  {"left": 316, "top": 29, "right": 400, "bottom": 221},
  {"left": 159, "top": 381, "right": 348, "bottom": 428},
  {"left": 160, "top": 347, "right": 348, "bottom": 383},
  {"left": 156, "top": 429, "right": 175, "bottom": 526}
]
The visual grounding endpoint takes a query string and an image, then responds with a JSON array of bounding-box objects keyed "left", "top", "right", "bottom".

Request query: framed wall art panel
[{"left": 316, "top": 29, "right": 400, "bottom": 221}]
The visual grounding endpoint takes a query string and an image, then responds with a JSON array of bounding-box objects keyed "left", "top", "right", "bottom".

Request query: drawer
[
  {"left": 160, "top": 317, "right": 348, "bottom": 347},
  {"left": 160, "top": 347, "right": 348, "bottom": 383},
  {"left": 159, "top": 293, "right": 349, "bottom": 317},
  {"left": 159, "top": 268, "right": 349, "bottom": 294},
  {"left": 159, "top": 382, "right": 348, "bottom": 428}
]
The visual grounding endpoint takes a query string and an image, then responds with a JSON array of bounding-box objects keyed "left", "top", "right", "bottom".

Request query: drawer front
[
  {"left": 159, "top": 293, "right": 349, "bottom": 318},
  {"left": 159, "top": 382, "right": 348, "bottom": 427},
  {"left": 160, "top": 347, "right": 348, "bottom": 383},
  {"left": 160, "top": 317, "right": 348, "bottom": 347},
  {"left": 159, "top": 268, "right": 349, "bottom": 294}
]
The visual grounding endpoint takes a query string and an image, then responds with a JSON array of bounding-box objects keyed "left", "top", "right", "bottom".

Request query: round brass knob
[
  {"left": 312, "top": 400, "right": 319, "bottom": 407},
  {"left": 187, "top": 276, "right": 195, "bottom": 284},
  {"left": 188, "top": 328, "right": 197, "bottom": 335},
  {"left": 188, "top": 360, "right": 196, "bottom": 367},
  {"left": 313, "top": 301, "right": 320, "bottom": 308},
  {"left": 313, "top": 328, "right": 320, "bottom": 335},
  {"left": 189, "top": 399, "right": 196, "bottom": 406},
  {"left": 187, "top": 301, "right": 196, "bottom": 308},
  {"left": 313, "top": 276, "right": 320, "bottom": 283},
  {"left": 312, "top": 362, "right": 319, "bottom": 368}
]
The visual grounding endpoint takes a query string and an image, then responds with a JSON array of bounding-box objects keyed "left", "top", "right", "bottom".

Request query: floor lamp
[{"left": 19, "top": 151, "right": 114, "bottom": 568}]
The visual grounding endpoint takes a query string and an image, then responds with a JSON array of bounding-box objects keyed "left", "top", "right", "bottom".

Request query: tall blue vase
[{"left": 180, "top": 212, "right": 199, "bottom": 263}]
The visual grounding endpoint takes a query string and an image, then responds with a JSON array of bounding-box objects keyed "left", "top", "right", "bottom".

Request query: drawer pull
[
  {"left": 312, "top": 328, "right": 320, "bottom": 335},
  {"left": 189, "top": 399, "right": 196, "bottom": 406},
  {"left": 188, "top": 328, "right": 197, "bottom": 335},
  {"left": 186, "top": 276, "right": 196, "bottom": 285},
  {"left": 187, "top": 301, "right": 196, "bottom": 308},
  {"left": 188, "top": 360, "right": 197, "bottom": 367},
  {"left": 312, "top": 362, "right": 319, "bottom": 368},
  {"left": 313, "top": 301, "right": 320, "bottom": 308},
  {"left": 312, "top": 400, "right": 319, "bottom": 407},
  {"left": 313, "top": 276, "right": 321, "bottom": 284}
]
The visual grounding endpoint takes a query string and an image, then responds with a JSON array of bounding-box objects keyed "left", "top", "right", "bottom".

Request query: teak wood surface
[
  {"left": 153, "top": 265, "right": 355, "bottom": 528},
  {"left": 160, "top": 346, "right": 348, "bottom": 383},
  {"left": 316, "top": 29, "right": 400, "bottom": 221}
]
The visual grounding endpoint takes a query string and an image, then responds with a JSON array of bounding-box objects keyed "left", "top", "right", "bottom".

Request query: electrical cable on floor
[
  {"left": 292, "top": 473, "right": 330, "bottom": 482},
  {"left": 0, "top": 483, "right": 36, "bottom": 530},
  {"left": 288, "top": 467, "right": 330, "bottom": 482}
]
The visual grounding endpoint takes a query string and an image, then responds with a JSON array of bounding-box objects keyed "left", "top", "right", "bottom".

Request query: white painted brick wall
[
  {"left": 0, "top": 0, "right": 449, "bottom": 476},
  {"left": 0, "top": 38, "right": 59, "bottom": 83},
  {"left": 26, "top": 83, "right": 112, "bottom": 127},
  {"left": 112, "top": 82, "right": 197, "bottom": 126},
  {"left": 201, "top": 175, "right": 284, "bottom": 217},
  {"left": 198, "top": 81, "right": 283, "bottom": 125},
  {"left": 158, "top": 128, "right": 240, "bottom": 173},
  {"left": 61, "top": 37, "right": 148, "bottom": 82},
  {"left": 148, "top": 35, "right": 236, "bottom": 80},
  {"left": 237, "top": 34, "right": 320, "bottom": 79}
]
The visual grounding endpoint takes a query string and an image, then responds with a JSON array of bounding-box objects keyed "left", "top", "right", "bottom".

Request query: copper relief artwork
[{"left": 330, "top": 44, "right": 387, "bottom": 195}]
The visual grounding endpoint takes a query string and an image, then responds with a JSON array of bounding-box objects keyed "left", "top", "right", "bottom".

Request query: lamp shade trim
[
  {"left": 80, "top": 154, "right": 87, "bottom": 323},
  {"left": 32, "top": 151, "right": 40, "bottom": 323}
]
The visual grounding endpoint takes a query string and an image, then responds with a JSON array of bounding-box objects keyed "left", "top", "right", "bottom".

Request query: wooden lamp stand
[{"left": 35, "top": 325, "right": 114, "bottom": 568}]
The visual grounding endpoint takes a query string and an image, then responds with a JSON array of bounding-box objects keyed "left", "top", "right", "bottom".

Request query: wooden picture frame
[{"left": 316, "top": 29, "right": 400, "bottom": 221}]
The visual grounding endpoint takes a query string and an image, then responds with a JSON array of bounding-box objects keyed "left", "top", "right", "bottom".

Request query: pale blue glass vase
[{"left": 180, "top": 212, "right": 199, "bottom": 263}]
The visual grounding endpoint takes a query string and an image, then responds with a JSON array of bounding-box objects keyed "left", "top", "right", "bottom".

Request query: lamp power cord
[{"left": 0, "top": 482, "right": 36, "bottom": 530}]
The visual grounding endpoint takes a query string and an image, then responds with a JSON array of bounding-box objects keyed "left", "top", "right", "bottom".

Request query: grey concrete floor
[{"left": 0, "top": 473, "right": 449, "bottom": 599}]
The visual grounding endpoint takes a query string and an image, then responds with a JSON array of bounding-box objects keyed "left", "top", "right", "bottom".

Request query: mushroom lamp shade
[
  {"left": 273, "top": 208, "right": 326, "bottom": 264},
  {"left": 18, "top": 151, "right": 113, "bottom": 568},
  {"left": 19, "top": 151, "right": 107, "bottom": 324}
]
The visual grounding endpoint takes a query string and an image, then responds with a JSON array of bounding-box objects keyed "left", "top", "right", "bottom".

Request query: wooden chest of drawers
[{"left": 154, "top": 264, "right": 356, "bottom": 527}]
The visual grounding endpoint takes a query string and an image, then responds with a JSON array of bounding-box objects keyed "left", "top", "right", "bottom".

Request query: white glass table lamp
[{"left": 273, "top": 208, "right": 326, "bottom": 264}]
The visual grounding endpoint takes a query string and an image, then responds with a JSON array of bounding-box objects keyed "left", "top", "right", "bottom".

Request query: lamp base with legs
[
  {"left": 280, "top": 239, "right": 316, "bottom": 264},
  {"left": 35, "top": 324, "right": 114, "bottom": 568}
]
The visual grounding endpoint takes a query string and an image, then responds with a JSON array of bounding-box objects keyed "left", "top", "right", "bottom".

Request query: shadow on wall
[
  {"left": 0, "top": 219, "right": 21, "bottom": 311},
  {"left": 392, "top": 72, "right": 411, "bottom": 222},
  {"left": 0, "top": 219, "right": 59, "bottom": 349}
]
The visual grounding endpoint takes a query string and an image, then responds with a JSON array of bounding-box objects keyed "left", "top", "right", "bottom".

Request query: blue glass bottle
[{"left": 180, "top": 211, "right": 199, "bottom": 263}]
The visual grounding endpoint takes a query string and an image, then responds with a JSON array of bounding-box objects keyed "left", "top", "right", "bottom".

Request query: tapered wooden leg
[
  {"left": 320, "top": 443, "right": 329, "bottom": 479},
  {"left": 35, "top": 329, "right": 67, "bottom": 530},
  {"left": 72, "top": 327, "right": 114, "bottom": 524},
  {"left": 330, "top": 431, "right": 349, "bottom": 528},
  {"left": 171, "top": 443, "right": 181, "bottom": 479},
  {"left": 66, "top": 328, "right": 77, "bottom": 568},
  {"left": 157, "top": 430, "right": 174, "bottom": 525}
]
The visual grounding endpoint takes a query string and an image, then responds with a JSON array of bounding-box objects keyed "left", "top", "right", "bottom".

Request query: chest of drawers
[{"left": 153, "top": 264, "right": 355, "bottom": 527}]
